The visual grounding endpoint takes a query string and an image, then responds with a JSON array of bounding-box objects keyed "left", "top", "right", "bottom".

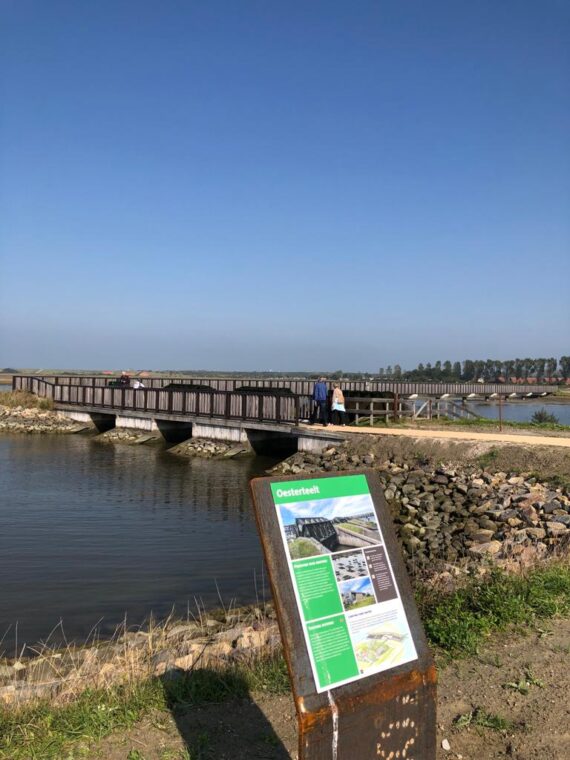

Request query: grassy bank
[
  {"left": 418, "top": 562, "right": 570, "bottom": 658},
  {"left": 355, "top": 415, "right": 570, "bottom": 434},
  {"left": 0, "top": 390, "right": 53, "bottom": 411},
  {"left": 0, "top": 653, "right": 289, "bottom": 760},
  {"left": 2, "top": 562, "right": 570, "bottom": 759},
  {"left": 426, "top": 416, "right": 570, "bottom": 433}
]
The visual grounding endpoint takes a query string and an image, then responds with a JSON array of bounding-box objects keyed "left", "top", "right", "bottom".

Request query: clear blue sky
[{"left": 1, "top": 1, "right": 568, "bottom": 372}]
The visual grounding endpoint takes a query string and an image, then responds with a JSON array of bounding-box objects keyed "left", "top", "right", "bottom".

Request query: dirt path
[
  {"left": 310, "top": 423, "right": 570, "bottom": 448},
  {"left": 90, "top": 618, "right": 570, "bottom": 760}
]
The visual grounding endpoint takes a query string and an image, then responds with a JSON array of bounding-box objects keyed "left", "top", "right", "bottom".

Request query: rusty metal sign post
[{"left": 250, "top": 469, "right": 436, "bottom": 759}]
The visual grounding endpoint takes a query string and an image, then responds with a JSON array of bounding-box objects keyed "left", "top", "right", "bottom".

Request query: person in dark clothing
[{"left": 311, "top": 377, "right": 329, "bottom": 426}]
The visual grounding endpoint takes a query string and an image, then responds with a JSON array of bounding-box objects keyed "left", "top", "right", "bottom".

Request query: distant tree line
[{"left": 378, "top": 357, "right": 570, "bottom": 383}]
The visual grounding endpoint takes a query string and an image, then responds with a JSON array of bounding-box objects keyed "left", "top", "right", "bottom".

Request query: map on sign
[{"left": 271, "top": 474, "right": 417, "bottom": 693}]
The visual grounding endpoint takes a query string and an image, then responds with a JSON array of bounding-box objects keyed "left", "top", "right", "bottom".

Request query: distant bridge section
[{"left": 13, "top": 374, "right": 554, "bottom": 399}]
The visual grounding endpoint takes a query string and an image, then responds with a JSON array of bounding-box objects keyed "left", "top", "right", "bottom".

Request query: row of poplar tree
[{"left": 377, "top": 357, "right": 570, "bottom": 383}]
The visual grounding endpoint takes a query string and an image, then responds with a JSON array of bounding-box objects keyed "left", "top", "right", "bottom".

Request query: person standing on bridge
[
  {"left": 311, "top": 377, "right": 329, "bottom": 426},
  {"left": 331, "top": 383, "right": 347, "bottom": 425}
]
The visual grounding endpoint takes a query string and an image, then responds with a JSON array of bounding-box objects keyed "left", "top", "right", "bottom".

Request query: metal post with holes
[
  {"left": 250, "top": 470, "right": 437, "bottom": 760},
  {"left": 498, "top": 394, "right": 503, "bottom": 433}
]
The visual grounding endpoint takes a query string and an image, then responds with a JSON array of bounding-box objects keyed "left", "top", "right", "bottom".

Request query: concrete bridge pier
[
  {"left": 56, "top": 407, "right": 345, "bottom": 456},
  {"left": 192, "top": 422, "right": 248, "bottom": 443}
]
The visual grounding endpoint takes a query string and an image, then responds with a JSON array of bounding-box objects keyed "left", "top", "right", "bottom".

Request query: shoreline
[{"left": 2, "top": 432, "right": 569, "bottom": 653}]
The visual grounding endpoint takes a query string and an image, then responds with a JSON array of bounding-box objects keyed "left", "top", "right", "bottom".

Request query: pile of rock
[
  {"left": 272, "top": 447, "right": 570, "bottom": 569},
  {"left": 0, "top": 405, "right": 84, "bottom": 434},
  {"left": 96, "top": 428, "right": 156, "bottom": 445},
  {"left": 0, "top": 612, "right": 279, "bottom": 708},
  {"left": 172, "top": 438, "right": 252, "bottom": 459}
]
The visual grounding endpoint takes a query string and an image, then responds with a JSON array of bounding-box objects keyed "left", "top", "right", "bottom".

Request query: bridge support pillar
[
  {"left": 297, "top": 434, "right": 340, "bottom": 453},
  {"left": 116, "top": 415, "right": 159, "bottom": 432},
  {"left": 192, "top": 422, "right": 248, "bottom": 443}
]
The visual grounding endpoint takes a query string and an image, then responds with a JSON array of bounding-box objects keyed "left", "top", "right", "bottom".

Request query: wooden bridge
[
  {"left": 13, "top": 374, "right": 553, "bottom": 398},
  {"left": 13, "top": 374, "right": 554, "bottom": 455}
]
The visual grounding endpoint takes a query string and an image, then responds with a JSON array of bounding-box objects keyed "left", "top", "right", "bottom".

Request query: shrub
[{"left": 531, "top": 408, "right": 559, "bottom": 425}]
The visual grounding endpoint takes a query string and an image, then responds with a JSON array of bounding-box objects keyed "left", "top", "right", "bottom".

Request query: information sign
[
  {"left": 272, "top": 474, "right": 417, "bottom": 692},
  {"left": 250, "top": 469, "right": 436, "bottom": 760}
]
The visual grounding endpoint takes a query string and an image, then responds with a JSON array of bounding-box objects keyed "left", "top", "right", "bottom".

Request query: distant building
[
  {"left": 343, "top": 590, "right": 372, "bottom": 607},
  {"left": 296, "top": 517, "right": 338, "bottom": 550}
]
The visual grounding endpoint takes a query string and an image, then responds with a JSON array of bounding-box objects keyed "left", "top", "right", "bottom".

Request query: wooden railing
[
  {"left": 8, "top": 376, "right": 521, "bottom": 426},
  {"left": 346, "top": 397, "right": 412, "bottom": 425},
  {"left": 12, "top": 376, "right": 56, "bottom": 399},
  {"left": 12, "top": 374, "right": 554, "bottom": 397},
  {"left": 13, "top": 376, "right": 302, "bottom": 425}
]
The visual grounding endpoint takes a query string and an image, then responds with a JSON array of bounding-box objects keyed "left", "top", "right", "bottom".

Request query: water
[
  {"left": 467, "top": 401, "right": 570, "bottom": 425},
  {"left": 0, "top": 435, "right": 274, "bottom": 651}
]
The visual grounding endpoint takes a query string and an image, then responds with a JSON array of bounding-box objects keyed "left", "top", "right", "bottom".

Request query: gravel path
[{"left": 315, "top": 424, "right": 570, "bottom": 448}]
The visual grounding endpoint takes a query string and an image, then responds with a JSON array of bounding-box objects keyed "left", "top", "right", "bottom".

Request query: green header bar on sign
[{"left": 271, "top": 474, "right": 370, "bottom": 504}]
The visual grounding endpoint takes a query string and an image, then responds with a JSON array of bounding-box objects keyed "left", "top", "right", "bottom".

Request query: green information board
[{"left": 271, "top": 474, "right": 417, "bottom": 693}]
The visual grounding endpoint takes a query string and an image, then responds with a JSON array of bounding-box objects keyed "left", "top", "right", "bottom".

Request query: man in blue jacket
[{"left": 311, "top": 377, "right": 329, "bottom": 426}]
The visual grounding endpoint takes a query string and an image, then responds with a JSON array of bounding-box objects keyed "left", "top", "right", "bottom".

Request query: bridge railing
[
  {"left": 12, "top": 376, "right": 56, "bottom": 398},
  {"left": 346, "top": 396, "right": 414, "bottom": 425},
  {"left": 15, "top": 374, "right": 554, "bottom": 396},
  {"left": 47, "top": 382, "right": 302, "bottom": 424}
]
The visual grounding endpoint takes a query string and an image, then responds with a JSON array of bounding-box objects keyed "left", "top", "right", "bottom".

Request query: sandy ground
[
  {"left": 88, "top": 618, "right": 570, "bottom": 760},
  {"left": 309, "top": 424, "right": 570, "bottom": 449}
]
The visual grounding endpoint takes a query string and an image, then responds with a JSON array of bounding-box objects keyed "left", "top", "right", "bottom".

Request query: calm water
[
  {"left": 468, "top": 401, "right": 570, "bottom": 425},
  {"left": 0, "top": 435, "right": 274, "bottom": 652}
]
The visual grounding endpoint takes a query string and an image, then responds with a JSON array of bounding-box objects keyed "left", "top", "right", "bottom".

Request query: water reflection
[
  {"left": 468, "top": 401, "right": 570, "bottom": 425},
  {"left": 0, "top": 435, "right": 274, "bottom": 650}
]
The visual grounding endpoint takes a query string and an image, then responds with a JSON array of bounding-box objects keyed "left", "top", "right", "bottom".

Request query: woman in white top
[{"left": 331, "top": 383, "right": 347, "bottom": 425}]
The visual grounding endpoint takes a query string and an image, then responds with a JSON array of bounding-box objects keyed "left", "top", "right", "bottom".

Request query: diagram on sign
[{"left": 271, "top": 475, "right": 418, "bottom": 692}]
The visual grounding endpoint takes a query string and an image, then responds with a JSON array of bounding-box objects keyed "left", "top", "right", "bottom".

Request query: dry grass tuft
[{"left": 1, "top": 391, "right": 54, "bottom": 410}]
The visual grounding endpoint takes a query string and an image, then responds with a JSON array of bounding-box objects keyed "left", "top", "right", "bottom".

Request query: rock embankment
[
  {"left": 0, "top": 610, "right": 279, "bottom": 708},
  {"left": 0, "top": 405, "right": 86, "bottom": 434},
  {"left": 273, "top": 445, "right": 570, "bottom": 570}
]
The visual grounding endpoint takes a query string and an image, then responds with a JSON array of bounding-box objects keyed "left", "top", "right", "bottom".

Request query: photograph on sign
[{"left": 271, "top": 474, "right": 418, "bottom": 693}]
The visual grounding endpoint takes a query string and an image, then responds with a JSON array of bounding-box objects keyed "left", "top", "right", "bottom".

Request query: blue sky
[
  {"left": 1, "top": 1, "right": 568, "bottom": 370},
  {"left": 280, "top": 494, "right": 375, "bottom": 526}
]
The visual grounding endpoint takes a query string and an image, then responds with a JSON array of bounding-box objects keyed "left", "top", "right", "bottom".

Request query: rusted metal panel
[{"left": 250, "top": 470, "right": 436, "bottom": 760}]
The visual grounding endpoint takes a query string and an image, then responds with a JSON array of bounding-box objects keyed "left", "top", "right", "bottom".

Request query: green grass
[
  {"left": 476, "top": 447, "right": 500, "bottom": 468},
  {"left": 2, "top": 564, "right": 569, "bottom": 758},
  {"left": 340, "top": 522, "right": 365, "bottom": 534},
  {"left": 346, "top": 597, "right": 375, "bottom": 610},
  {"left": 417, "top": 562, "right": 570, "bottom": 658},
  {"left": 353, "top": 413, "right": 570, "bottom": 433},
  {"left": 423, "top": 416, "right": 570, "bottom": 433},
  {"left": 0, "top": 653, "right": 289, "bottom": 760},
  {"left": 524, "top": 471, "right": 570, "bottom": 492},
  {"left": 454, "top": 707, "right": 514, "bottom": 732},
  {"left": 288, "top": 538, "right": 321, "bottom": 559}
]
